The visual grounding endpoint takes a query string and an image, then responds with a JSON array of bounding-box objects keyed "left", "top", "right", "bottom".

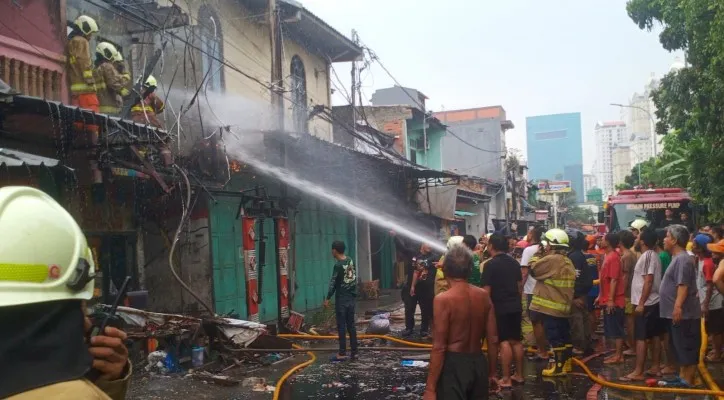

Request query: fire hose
[{"left": 272, "top": 324, "right": 724, "bottom": 398}]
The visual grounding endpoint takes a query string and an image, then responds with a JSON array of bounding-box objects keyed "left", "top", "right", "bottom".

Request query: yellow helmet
[
  {"left": 447, "top": 235, "right": 464, "bottom": 250},
  {"left": 74, "top": 15, "right": 99, "bottom": 36},
  {"left": 96, "top": 42, "right": 120, "bottom": 62},
  {"left": 113, "top": 51, "right": 124, "bottom": 62},
  {"left": 0, "top": 187, "right": 95, "bottom": 307},
  {"left": 144, "top": 75, "right": 158, "bottom": 88},
  {"left": 630, "top": 219, "right": 649, "bottom": 231},
  {"left": 544, "top": 228, "right": 569, "bottom": 248}
]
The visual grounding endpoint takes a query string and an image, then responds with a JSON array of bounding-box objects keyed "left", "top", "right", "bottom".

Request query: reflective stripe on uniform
[
  {"left": 531, "top": 295, "right": 570, "bottom": 313},
  {"left": 131, "top": 105, "right": 154, "bottom": 113},
  {"left": 543, "top": 278, "right": 575, "bottom": 288},
  {"left": 70, "top": 83, "right": 97, "bottom": 93},
  {"left": 99, "top": 106, "right": 120, "bottom": 114},
  {"left": 119, "top": 88, "right": 130, "bottom": 97},
  {"left": 82, "top": 70, "right": 93, "bottom": 78},
  {"left": 0, "top": 263, "right": 49, "bottom": 283}
]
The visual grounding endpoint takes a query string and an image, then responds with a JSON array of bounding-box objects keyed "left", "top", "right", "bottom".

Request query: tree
[
  {"left": 626, "top": 0, "right": 724, "bottom": 219},
  {"left": 566, "top": 206, "right": 595, "bottom": 225}
]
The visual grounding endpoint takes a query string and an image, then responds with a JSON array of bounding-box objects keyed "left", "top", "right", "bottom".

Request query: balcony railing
[{"left": 0, "top": 55, "right": 63, "bottom": 101}]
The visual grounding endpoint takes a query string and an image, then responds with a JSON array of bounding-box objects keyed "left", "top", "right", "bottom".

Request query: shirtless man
[{"left": 424, "top": 245, "right": 499, "bottom": 400}]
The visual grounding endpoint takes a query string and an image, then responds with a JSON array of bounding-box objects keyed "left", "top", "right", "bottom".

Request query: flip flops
[
  {"left": 644, "top": 370, "right": 662, "bottom": 378},
  {"left": 619, "top": 375, "right": 645, "bottom": 382}
]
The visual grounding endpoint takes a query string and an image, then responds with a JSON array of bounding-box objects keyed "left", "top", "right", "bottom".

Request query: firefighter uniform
[
  {"left": 67, "top": 16, "right": 100, "bottom": 138},
  {"left": 130, "top": 75, "right": 165, "bottom": 128},
  {"left": 529, "top": 229, "right": 576, "bottom": 377},
  {"left": 95, "top": 42, "right": 129, "bottom": 116}
]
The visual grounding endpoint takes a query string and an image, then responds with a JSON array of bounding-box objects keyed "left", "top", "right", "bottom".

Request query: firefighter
[
  {"left": 0, "top": 186, "right": 131, "bottom": 399},
  {"left": 95, "top": 42, "right": 129, "bottom": 116},
  {"left": 130, "top": 75, "right": 165, "bottom": 128},
  {"left": 529, "top": 228, "right": 576, "bottom": 377},
  {"left": 67, "top": 15, "right": 100, "bottom": 138},
  {"left": 112, "top": 47, "right": 132, "bottom": 89}
]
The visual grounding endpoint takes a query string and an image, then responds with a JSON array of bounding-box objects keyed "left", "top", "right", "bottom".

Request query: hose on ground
[
  {"left": 697, "top": 319, "right": 724, "bottom": 400},
  {"left": 272, "top": 344, "right": 316, "bottom": 400}
]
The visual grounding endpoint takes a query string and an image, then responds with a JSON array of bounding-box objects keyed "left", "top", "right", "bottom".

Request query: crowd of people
[{"left": 389, "top": 219, "right": 724, "bottom": 399}]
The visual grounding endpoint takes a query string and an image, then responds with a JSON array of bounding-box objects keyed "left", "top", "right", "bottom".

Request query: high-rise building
[
  {"left": 594, "top": 121, "right": 627, "bottom": 197},
  {"left": 526, "top": 113, "right": 584, "bottom": 202},
  {"left": 583, "top": 174, "right": 597, "bottom": 194},
  {"left": 612, "top": 145, "right": 633, "bottom": 189}
]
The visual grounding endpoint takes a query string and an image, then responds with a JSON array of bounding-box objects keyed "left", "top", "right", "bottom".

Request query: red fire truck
[{"left": 603, "top": 188, "right": 699, "bottom": 232}]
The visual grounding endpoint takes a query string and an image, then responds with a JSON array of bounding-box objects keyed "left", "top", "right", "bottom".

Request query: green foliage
[
  {"left": 566, "top": 206, "right": 595, "bottom": 225},
  {"left": 625, "top": 0, "right": 724, "bottom": 219}
]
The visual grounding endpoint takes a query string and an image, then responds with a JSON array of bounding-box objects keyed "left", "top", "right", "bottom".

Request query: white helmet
[
  {"left": 447, "top": 235, "right": 464, "bottom": 250},
  {"left": 630, "top": 219, "right": 649, "bottom": 231},
  {"left": 74, "top": 15, "right": 99, "bottom": 36},
  {"left": 144, "top": 75, "right": 158, "bottom": 88},
  {"left": 0, "top": 187, "right": 95, "bottom": 307},
  {"left": 113, "top": 51, "right": 124, "bottom": 62},
  {"left": 96, "top": 42, "right": 120, "bottom": 62}
]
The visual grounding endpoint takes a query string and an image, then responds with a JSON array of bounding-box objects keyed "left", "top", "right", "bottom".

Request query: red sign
[
  {"left": 242, "top": 217, "right": 259, "bottom": 322},
  {"left": 277, "top": 218, "right": 290, "bottom": 319}
]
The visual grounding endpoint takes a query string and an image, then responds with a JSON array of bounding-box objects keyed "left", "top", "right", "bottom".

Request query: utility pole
[{"left": 269, "top": 0, "right": 284, "bottom": 133}]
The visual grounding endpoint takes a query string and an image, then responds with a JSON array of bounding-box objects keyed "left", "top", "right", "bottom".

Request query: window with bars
[
  {"left": 198, "top": 5, "right": 224, "bottom": 92},
  {"left": 290, "top": 55, "right": 307, "bottom": 133}
]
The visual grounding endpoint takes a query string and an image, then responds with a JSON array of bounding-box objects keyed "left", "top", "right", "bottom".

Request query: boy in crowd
[
  {"left": 619, "top": 230, "right": 638, "bottom": 356},
  {"left": 621, "top": 228, "right": 664, "bottom": 381}
]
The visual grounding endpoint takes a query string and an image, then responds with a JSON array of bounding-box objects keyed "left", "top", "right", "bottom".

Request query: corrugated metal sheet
[{"left": 0, "top": 148, "right": 58, "bottom": 167}]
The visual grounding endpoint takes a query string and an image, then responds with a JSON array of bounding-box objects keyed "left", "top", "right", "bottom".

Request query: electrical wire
[{"left": 169, "top": 164, "right": 215, "bottom": 315}]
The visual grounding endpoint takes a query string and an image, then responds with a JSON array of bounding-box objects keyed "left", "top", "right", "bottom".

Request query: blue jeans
[{"left": 336, "top": 302, "right": 358, "bottom": 355}]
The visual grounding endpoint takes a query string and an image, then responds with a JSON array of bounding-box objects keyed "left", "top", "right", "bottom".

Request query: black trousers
[
  {"left": 335, "top": 302, "right": 358, "bottom": 355},
  {"left": 403, "top": 285, "right": 434, "bottom": 332}
]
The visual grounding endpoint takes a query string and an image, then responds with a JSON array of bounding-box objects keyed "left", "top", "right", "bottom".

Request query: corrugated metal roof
[{"left": 0, "top": 148, "right": 59, "bottom": 167}]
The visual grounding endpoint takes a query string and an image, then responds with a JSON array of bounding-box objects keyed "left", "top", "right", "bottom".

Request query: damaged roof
[
  {"left": 239, "top": 0, "right": 363, "bottom": 62},
  {"left": 0, "top": 148, "right": 59, "bottom": 167}
]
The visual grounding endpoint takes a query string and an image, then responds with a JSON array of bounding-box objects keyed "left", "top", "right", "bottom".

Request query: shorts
[
  {"left": 706, "top": 308, "right": 724, "bottom": 335},
  {"left": 587, "top": 296, "right": 597, "bottom": 312},
  {"left": 527, "top": 294, "right": 544, "bottom": 323},
  {"left": 668, "top": 318, "right": 702, "bottom": 367},
  {"left": 496, "top": 312, "right": 523, "bottom": 342},
  {"left": 625, "top": 298, "right": 635, "bottom": 315},
  {"left": 603, "top": 307, "right": 625, "bottom": 339},
  {"left": 436, "top": 351, "right": 488, "bottom": 400},
  {"left": 634, "top": 303, "right": 665, "bottom": 340}
]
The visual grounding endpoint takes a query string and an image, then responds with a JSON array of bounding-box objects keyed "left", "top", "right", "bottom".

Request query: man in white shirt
[
  {"left": 621, "top": 228, "right": 664, "bottom": 381},
  {"left": 522, "top": 226, "right": 547, "bottom": 360}
]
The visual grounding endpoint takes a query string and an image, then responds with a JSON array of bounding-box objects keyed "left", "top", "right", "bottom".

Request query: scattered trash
[
  {"left": 191, "top": 346, "right": 205, "bottom": 368},
  {"left": 323, "top": 381, "right": 349, "bottom": 388},
  {"left": 145, "top": 351, "right": 169, "bottom": 373},
  {"left": 243, "top": 377, "right": 267, "bottom": 389},
  {"left": 392, "top": 383, "right": 426, "bottom": 394},
  {"left": 400, "top": 360, "right": 429, "bottom": 368},
  {"left": 188, "top": 371, "right": 240, "bottom": 386},
  {"left": 366, "top": 312, "right": 391, "bottom": 334},
  {"left": 402, "top": 354, "right": 430, "bottom": 361}
]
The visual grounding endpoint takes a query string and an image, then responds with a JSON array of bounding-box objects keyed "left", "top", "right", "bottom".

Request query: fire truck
[{"left": 602, "top": 188, "right": 699, "bottom": 232}]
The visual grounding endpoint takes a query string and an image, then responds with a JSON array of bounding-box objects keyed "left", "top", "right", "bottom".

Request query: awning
[
  {"left": 0, "top": 148, "right": 59, "bottom": 167},
  {"left": 455, "top": 210, "right": 477, "bottom": 217}
]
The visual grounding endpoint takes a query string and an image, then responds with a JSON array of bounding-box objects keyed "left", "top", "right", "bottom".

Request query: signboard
[
  {"left": 535, "top": 210, "right": 549, "bottom": 221},
  {"left": 276, "top": 218, "right": 290, "bottom": 319},
  {"left": 625, "top": 202, "right": 681, "bottom": 210},
  {"left": 538, "top": 180, "right": 572, "bottom": 194},
  {"left": 242, "top": 217, "right": 259, "bottom": 322}
]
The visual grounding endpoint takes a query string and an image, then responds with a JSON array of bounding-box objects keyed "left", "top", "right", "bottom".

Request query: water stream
[{"left": 227, "top": 148, "right": 447, "bottom": 253}]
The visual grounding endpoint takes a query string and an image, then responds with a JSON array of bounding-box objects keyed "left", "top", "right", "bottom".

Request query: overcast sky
[{"left": 300, "top": 0, "right": 682, "bottom": 174}]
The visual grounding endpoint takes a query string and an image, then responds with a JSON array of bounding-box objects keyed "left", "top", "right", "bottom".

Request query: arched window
[
  {"left": 290, "top": 55, "right": 307, "bottom": 133},
  {"left": 198, "top": 5, "right": 224, "bottom": 92}
]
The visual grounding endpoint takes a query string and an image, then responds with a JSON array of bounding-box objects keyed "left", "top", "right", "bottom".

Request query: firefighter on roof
[
  {"left": 95, "top": 42, "right": 130, "bottom": 116},
  {"left": 67, "top": 16, "right": 100, "bottom": 138},
  {"left": 130, "top": 75, "right": 165, "bottom": 128}
]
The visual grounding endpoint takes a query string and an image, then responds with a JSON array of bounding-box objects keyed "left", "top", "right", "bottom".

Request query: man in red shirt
[{"left": 598, "top": 232, "right": 626, "bottom": 364}]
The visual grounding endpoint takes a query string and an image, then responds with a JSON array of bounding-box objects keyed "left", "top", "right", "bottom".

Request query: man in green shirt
[
  {"left": 324, "top": 240, "right": 358, "bottom": 360},
  {"left": 463, "top": 235, "right": 482, "bottom": 286}
]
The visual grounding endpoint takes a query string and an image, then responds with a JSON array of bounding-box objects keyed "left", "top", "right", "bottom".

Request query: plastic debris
[
  {"left": 366, "top": 312, "right": 391, "bottom": 334},
  {"left": 400, "top": 360, "right": 429, "bottom": 368}
]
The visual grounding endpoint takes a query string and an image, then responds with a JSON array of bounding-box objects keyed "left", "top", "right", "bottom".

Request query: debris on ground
[
  {"left": 187, "top": 371, "right": 240, "bottom": 386},
  {"left": 400, "top": 360, "right": 429, "bottom": 368},
  {"left": 366, "top": 312, "right": 391, "bottom": 334}
]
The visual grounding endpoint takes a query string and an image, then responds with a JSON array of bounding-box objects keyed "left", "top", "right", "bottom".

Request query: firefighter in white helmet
[
  {"left": 529, "top": 228, "right": 576, "bottom": 377},
  {"left": 95, "top": 42, "right": 130, "bottom": 116},
  {"left": 0, "top": 187, "right": 131, "bottom": 399},
  {"left": 630, "top": 218, "right": 649, "bottom": 237}
]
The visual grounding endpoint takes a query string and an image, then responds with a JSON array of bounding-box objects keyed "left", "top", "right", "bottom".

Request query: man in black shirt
[
  {"left": 394, "top": 234, "right": 420, "bottom": 337},
  {"left": 566, "top": 229, "right": 594, "bottom": 355},
  {"left": 394, "top": 234, "right": 437, "bottom": 337},
  {"left": 324, "top": 240, "right": 358, "bottom": 360},
  {"left": 481, "top": 233, "right": 524, "bottom": 387}
]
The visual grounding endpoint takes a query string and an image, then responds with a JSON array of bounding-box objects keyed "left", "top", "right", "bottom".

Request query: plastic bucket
[{"left": 192, "top": 346, "right": 204, "bottom": 368}]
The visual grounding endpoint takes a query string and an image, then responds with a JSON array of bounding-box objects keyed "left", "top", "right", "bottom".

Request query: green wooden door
[
  {"left": 209, "top": 196, "right": 247, "bottom": 317},
  {"left": 257, "top": 217, "right": 278, "bottom": 322},
  {"left": 292, "top": 196, "right": 354, "bottom": 313}
]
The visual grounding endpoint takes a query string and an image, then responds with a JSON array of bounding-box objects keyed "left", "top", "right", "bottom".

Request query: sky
[{"left": 299, "top": 0, "right": 682, "bottom": 175}]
